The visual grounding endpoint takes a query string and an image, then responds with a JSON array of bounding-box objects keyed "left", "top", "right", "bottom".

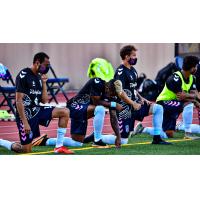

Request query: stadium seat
[
  {"left": 0, "top": 64, "right": 16, "bottom": 116},
  {"left": 46, "top": 65, "right": 69, "bottom": 104}
]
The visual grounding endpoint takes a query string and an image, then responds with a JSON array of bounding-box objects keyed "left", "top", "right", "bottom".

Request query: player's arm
[
  {"left": 114, "top": 80, "right": 141, "bottom": 110},
  {"left": 15, "top": 92, "right": 31, "bottom": 134},
  {"left": 41, "top": 74, "right": 48, "bottom": 104},
  {"left": 177, "top": 78, "right": 198, "bottom": 101},
  {"left": 109, "top": 109, "right": 121, "bottom": 148},
  {"left": 91, "top": 96, "right": 123, "bottom": 112}
]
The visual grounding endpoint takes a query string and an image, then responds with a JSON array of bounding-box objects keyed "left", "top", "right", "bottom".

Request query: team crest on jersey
[
  {"left": 32, "top": 81, "right": 36, "bottom": 87},
  {"left": 23, "top": 94, "right": 31, "bottom": 106}
]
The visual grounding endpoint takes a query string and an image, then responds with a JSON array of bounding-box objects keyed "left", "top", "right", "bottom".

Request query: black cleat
[
  {"left": 152, "top": 139, "right": 172, "bottom": 145},
  {"left": 84, "top": 132, "right": 94, "bottom": 143},
  {"left": 92, "top": 139, "right": 110, "bottom": 148}
]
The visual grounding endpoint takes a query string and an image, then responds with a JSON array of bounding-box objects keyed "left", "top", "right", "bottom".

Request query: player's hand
[
  {"left": 24, "top": 121, "right": 31, "bottom": 134},
  {"left": 115, "top": 136, "right": 121, "bottom": 149},
  {"left": 177, "top": 92, "right": 187, "bottom": 100},
  {"left": 116, "top": 103, "right": 124, "bottom": 112},
  {"left": 41, "top": 74, "right": 48, "bottom": 83},
  {"left": 141, "top": 98, "right": 152, "bottom": 105},
  {"left": 132, "top": 102, "right": 141, "bottom": 110}
]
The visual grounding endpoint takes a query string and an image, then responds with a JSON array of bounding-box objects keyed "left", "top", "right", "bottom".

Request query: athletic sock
[
  {"left": 182, "top": 103, "right": 193, "bottom": 133},
  {"left": 152, "top": 104, "right": 163, "bottom": 136},
  {"left": 101, "top": 135, "right": 128, "bottom": 145},
  {"left": 93, "top": 106, "right": 105, "bottom": 142},
  {"left": 143, "top": 127, "right": 168, "bottom": 139},
  {"left": 55, "top": 127, "right": 66, "bottom": 148},
  {"left": 0, "top": 139, "right": 14, "bottom": 150},
  {"left": 46, "top": 137, "right": 83, "bottom": 147}
]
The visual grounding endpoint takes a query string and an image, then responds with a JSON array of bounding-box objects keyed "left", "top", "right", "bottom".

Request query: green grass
[{"left": 1, "top": 131, "right": 200, "bottom": 155}]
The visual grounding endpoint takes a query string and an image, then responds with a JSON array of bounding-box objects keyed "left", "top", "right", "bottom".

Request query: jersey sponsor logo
[
  {"left": 118, "top": 71, "right": 123, "bottom": 75},
  {"left": 94, "top": 78, "right": 100, "bottom": 84},
  {"left": 118, "top": 68, "right": 123, "bottom": 71},
  {"left": 30, "top": 89, "right": 42, "bottom": 95}
]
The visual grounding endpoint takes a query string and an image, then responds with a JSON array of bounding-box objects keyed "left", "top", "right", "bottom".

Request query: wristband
[{"left": 111, "top": 101, "right": 117, "bottom": 108}]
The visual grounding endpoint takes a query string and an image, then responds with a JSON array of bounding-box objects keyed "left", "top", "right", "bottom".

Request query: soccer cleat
[
  {"left": 184, "top": 133, "right": 200, "bottom": 140},
  {"left": 152, "top": 139, "right": 172, "bottom": 145},
  {"left": 54, "top": 146, "right": 74, "bottom": 154},
  {"left": 83, "top": 132, "right": 94, "bottom": 143},
  {"left": 92, "top": 139, "right": 110, "bottom": 148},
  {"left": 130, "top": 122, "right": 144, "bottom": 137},
  {"left": 32, "top": 134, "right": 48, "bottom": 147}
]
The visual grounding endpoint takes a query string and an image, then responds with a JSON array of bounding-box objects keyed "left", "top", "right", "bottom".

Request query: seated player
[{"left": 15, "top": 52, "right": 74, "bottom": 154}]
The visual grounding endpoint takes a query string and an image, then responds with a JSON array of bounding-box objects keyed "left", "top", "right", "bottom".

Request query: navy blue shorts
[
  {"left": 117, "top": 102, "right": 150, "bottom": 138},
  {"left": 67, "top": 102, "right": 89, "bottom": 136},
  {"left": 132, "top": 102, "right": 150, "bottom": 122},
  {"left": 16, "top": 106, "right": 54, "bottom": 145},
  {"left": 157, "top": 100, "right": 184, "bottom": 131}
]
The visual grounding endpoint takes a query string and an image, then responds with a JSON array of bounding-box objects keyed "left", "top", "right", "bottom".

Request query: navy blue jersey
[
  {"left": 114, "top": 64, "right": 138, "bottom": 101},
  {"left": 166, "top": 72, "right": 196, "bottom": 94},
  {"left": 15, "top": 68, "right": 43, "bottom": 108},
  {"left": 68, "top": 78, "right": 109, "bottom": 106}
]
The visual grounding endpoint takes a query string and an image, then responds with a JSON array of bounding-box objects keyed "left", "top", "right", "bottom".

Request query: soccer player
[
  {"left": 134, "top": 56, "right": 200, "bottom": 139},
  {"left": 15, "top": 52, "right": 74, "bottom": 154},
  {"left": 84, "top": 45, "right": 170, "bottom": 146},
  {"left": 46, "top": 77, "right": 144, "bottom": 148},
  {"left": 113, "top": 45, "right": 170, "bottom": 145}
]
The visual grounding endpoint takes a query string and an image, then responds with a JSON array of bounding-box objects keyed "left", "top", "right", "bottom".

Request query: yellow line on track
[{"left": 20, "top": 138, "right": 192, "bottom": 155}]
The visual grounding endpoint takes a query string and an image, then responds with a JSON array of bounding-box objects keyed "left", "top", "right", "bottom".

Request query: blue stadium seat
[
  {"left": 46, "top": 66, "right": 69, "bottom": 104},
  {"left": 0, "top": 64, "right": 16, "bottom": 116}
]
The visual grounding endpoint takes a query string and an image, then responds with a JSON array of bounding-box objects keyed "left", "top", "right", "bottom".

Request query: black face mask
[
  {"left": 38, "top": 64, "right": 50, "bottom": 74},
  {"left": 128, "top": 58, "right": 137, "bottom": 66}
]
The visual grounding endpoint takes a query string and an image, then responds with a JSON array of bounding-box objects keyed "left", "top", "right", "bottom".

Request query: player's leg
[
  {"left": 131, "top": 122, "right": 168, "bottom": 139},
  {"left": 0, "top": 139, "right": 22, "bottom": 153},
  {"left": 83, "top": 105, "right": 108, "bottom": 146},
  {"left": 148, "top": 103, "right": 171, "bottom": 144},
  {"left": 176, "top": 121, "right": 200, "bottom": 134},
  {"left": 182, "top": 103, "right": 200, "bottom": 139},
  {"left": 16, "top": 116, "right": 37, "bottom": 153},
  {"left": 40, "top": 106, "right": 74, "bottom": 154}
]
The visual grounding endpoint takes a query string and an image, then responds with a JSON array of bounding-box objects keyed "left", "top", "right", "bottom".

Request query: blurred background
[{"left": 0, "top": 43, "right": 174, "bottom": 90}]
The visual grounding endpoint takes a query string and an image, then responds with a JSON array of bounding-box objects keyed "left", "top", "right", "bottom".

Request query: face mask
[
  {"left": 128, "top": 58, "right": 137, "bottom": 65},
  {"left": 38, "top": 64, "right": 50, "bottom": 74}
]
